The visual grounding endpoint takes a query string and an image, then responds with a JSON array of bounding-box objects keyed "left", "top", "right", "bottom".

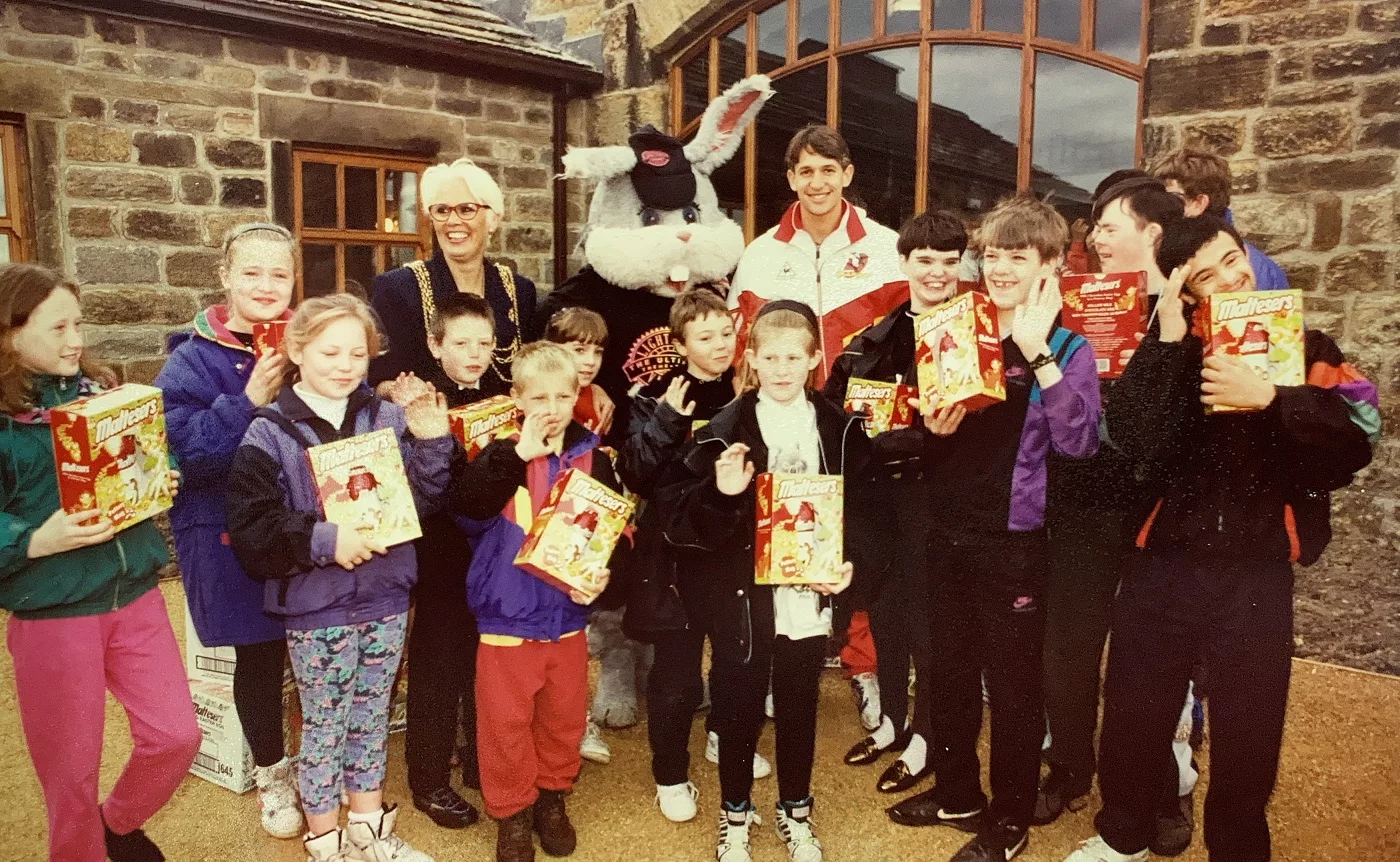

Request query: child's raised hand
[
  {"left": 333, "top": 526, "right": 387, "bottom": 570},
  {"left": 244, "top": 350, "right": 286, "bottom": 408},
  {"left": 1012, "top": 274, "right": 1063, "bottom": 357},
  {"left": 714, "top": 442, "right": 754, "bottom": 496},
  {"left": 514, "top": 412, "right": 552, "bottom": 462},
  {"left": 812, "top": 561, "right": 854, "bottom": 596},
  {"left": 1158, "top": 265, "right": 1190, "bottom": 343},
  {"left": 662, "top": 377, "right": 696, "bottom": 416},
  {"left": 404, "top": 389, "right": 450, "bottom": 440},
  {"left": 27, "top": 508, "right": 114, "bottom": 558},
  {"left": 388, "top": 373, "right": 431, "bottom": 408}
]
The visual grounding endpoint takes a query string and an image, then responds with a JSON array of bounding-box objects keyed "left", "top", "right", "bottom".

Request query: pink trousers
[{"left": 8, "top": 587, "right": 201, "bottom": 862}]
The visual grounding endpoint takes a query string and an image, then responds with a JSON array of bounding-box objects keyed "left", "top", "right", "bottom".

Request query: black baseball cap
[{"left": 629, "top": 125, "right": 696, "bottom": 211}]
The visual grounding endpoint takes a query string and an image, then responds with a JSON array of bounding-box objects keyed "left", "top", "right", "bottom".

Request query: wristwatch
[{"left": 1028, "top": 352, "right": 1055, "bottom": 371}]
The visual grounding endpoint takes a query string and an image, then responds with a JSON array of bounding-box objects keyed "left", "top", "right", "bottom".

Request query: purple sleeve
[
  {"left": 1040, "top": 340, "right": 1101, "bottom": 459},
  {"left": 310, "top": 521, "right": 337, "bottom": 566}
]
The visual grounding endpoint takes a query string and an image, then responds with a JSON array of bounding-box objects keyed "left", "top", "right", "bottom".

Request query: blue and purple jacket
[{"left": 926, "top": 326, "right": 1101, "bottom": 534}]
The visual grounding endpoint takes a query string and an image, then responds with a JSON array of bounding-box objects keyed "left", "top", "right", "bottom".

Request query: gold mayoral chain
[{"left": 408, "top": 259, "right": 522, "bottom": 376}]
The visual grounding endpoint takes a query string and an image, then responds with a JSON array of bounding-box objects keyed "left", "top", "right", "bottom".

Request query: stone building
[
  {"left": 0, "top": 0, "right": 601, "bottom": 381},
  {"left": 1, "top": 0, "right": 1397, "bottom": 668}
]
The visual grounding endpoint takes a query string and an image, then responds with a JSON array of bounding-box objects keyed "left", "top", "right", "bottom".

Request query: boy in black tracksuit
[
  {"left": 822, "top": 211, "right": 968, "bottom": 795},
  {"left": 405, "top": 294, "right": 507, "bottom": 828},
  {"left": 615, "top": 289, "right": 746, "bottom": 816},
  {"left": 1065, "top": 215, "right": 1376, "bottom": 862},
  {"left": 887, "top": 197, "right": 1101, "bottom": 862}
]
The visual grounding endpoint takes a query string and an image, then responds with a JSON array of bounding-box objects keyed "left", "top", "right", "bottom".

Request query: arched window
[{"left": 671, "top": 0, "right": 1146, "bottom": 238}]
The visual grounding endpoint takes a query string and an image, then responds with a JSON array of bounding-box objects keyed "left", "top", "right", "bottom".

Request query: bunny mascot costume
[{"left": 536, "top": 76, "right": 772, "bottom": 735}]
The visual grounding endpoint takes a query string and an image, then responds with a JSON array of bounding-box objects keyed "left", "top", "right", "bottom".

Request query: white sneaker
[
  {"left": 850, "top": 672, "right": 881, "bottom": 732},
  {"left": 705, "top": 731, "right": 772, "bottom": 779},
  {"left": 255, "top": 757, "right": 305, "bottom": 839},
  {"left": 656, "top": 781, "right": 700, "bottom": 822},
  {"left": 580, "top": 719, "right": 611, "bottom": 764},
  {"left": 764, "top": 689, "right": 775, "bottom": 719},
  {"left": 774, "top": 800, "right": 823, "bottom": 862},
  {"left": 1062, "top": 835, "right": 1149, "bottom": 862},
  {"left": 716, "top": 807, "right": 760, "bottom": 862},
  {"left": 304, "top": 828, "right": 348, "bottom": 862},
  {"left": 344, "top": 805, "right": 433, "bottom": 862}
]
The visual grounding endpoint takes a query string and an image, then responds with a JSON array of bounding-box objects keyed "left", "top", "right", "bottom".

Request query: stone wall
[
  {"left": 0, "top": 2, "right": 557, "bottom": 383},
  {"left": 1144, "top": 0, "right": 1400, "bottom": 671}
]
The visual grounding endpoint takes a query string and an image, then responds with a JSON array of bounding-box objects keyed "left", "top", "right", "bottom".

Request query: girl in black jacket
[{"left": 664, "top": 300, "right": 872, "bottom": 862}]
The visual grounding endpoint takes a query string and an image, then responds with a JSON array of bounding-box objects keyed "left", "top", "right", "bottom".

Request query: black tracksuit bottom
[
  {"left": 232, "top": 639, "right": 288, "bottom": 768},
  {"left": 849, "top": 476, "right": 934, "bottom": 738},
  {"left": 1043, "top": 506, "right": 1129, "bottom": 786},
  {"left": 926, "top": 528, "right": 1048, "bottom": 829},
  {"left": 1096, "top": 553, "right": 1293, "bottom": 862},
  {"left": 646, "top": 627, "right": 719, "bottom": 786},
  {"left": 712, "top": 631, "right": 827, "bottom": 808},
  {"left": 405, "top": 515, "right": 479, "bottom": 794}
]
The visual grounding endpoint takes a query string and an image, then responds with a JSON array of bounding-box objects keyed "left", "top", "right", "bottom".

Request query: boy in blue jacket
[{"left": 451, "top": 341, "right": 630, "bottom": 862}]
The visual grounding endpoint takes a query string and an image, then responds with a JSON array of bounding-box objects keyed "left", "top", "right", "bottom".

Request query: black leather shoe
[
  {"left": 1150, "top": 795, "right": 1194, "bottom": 857},
  {"left": 1031, "top": 768, "right": 1091, "bottom": 826},
  {"left": 844, "top": 735, "right": 887, "bottom": 765},
  {"left": 877, "top": 758, "right": 933, "bottom": 793},
  {"left": 886, "top": 788, "right": 987, "bottom": 832},
  {"left": 413, "top": 785, "right": 480, "bottom": 829}
]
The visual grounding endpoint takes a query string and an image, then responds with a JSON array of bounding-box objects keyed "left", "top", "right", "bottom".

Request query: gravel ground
[{"left": 1, "top": 581, "right": 1397, "bottom": 861}]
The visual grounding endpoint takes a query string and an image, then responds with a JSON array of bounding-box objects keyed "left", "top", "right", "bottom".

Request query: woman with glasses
[
  {"left": 154, "top": 222, "right": 305, "bottom": 842},
  {"left": 367, "top": 158, "right": 540, "bottom": 834},
  {"left": 369, "top": 158, "right": 538, "bottom": 397}
]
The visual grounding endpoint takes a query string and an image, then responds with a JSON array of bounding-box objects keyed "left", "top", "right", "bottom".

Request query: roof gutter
[{"left": 46, "top": 0, "right": 604, "bottom": 95}]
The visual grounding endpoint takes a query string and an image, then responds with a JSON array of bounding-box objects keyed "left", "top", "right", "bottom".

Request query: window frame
[
  {"left": 670, "top": 0, "right": 1147, "bottom": 239},
  {"left": 290, "top": 146, "right": 434, "bottom": 303},
  {"left": 0, "top": 120, "right": 31, "bottom": 264}
]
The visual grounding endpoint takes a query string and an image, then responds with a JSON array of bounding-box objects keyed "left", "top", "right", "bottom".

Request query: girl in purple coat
[{"left": 154, "top": 222, "right": 300, "bottom": 839}]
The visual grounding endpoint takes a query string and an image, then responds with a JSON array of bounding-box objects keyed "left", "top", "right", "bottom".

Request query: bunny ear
[
  {"left": 683, "top": 74, "right": 773, "bottom": 176},
  {"left": 559, "top": 145, "right": 638, "bottom": 181}
]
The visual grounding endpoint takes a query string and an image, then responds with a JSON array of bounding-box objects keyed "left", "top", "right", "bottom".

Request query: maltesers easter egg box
[
  {"left": 914, "top": 292, "right": 1005, "bottom": 413},
  {"left": 514, "top": 468, "right": 634, "bottom": 599},
  {"left": 306, "top": 427, "right": 421, "bottom": 548},
  {"left": 50, "top": 383, "right": 173, "bottom": 533},
  {"left": 753, "top": 472, "right": 844, "bottom": 586},
  {"left": 1197, "top": 289, "right": 1304, "bottom": 414}
]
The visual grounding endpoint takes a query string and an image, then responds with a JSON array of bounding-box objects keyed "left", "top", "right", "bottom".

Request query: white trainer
[
  {"left": 850, "top": 672, "right": 881, "bottom": 732},
  {"left": 774, "top": 800, "right": 823, "bottom": 862},
  {"left": 344, "top": 805, "right": 433, "bottom": 862},
  {"left": 1061, "top": 835, "right": 1149, "bottom": 862},
  {"left": 255, "top": 757, "right": 304, "bottom": 840},
  {"left": 656, "top": 781, "right": 700, "bottom": 822},
  {"left": 304, "top": 827, "right": 348, "bottom": 862},
  {"left": 580, "top": 719, "right": 611, "bottom": 764},
  {"left": 716, "top": 807, "right": 760, "bottom": 862},
  {"left": 705, "top": 731, "right": 772, "bottom": 779}
]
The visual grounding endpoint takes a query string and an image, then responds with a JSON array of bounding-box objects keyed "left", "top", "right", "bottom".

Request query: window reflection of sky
[
  {"left": 931, "top": 45, "right": 1021, "bottom": 144},
  {"left": 1095, "top": 0, "right": 1143, "bottom": 62},
  {"left": 1032, "top": 54, "right": 1138, "bottom": 196}
]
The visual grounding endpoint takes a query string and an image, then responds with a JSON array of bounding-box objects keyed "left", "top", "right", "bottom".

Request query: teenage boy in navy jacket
[
  {"left": 888, "top": 196, "right": 1100, "bottom": 862},
  {"left": 823, "top": 210, "right": 967, "bottom": 795},
  {"left": 1061, "top": 215, "right": 1376, "bottom": 862}
]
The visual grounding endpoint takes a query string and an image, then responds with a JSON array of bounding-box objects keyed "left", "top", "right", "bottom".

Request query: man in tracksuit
[
  {"left": 823, "top": 211, "right": 967, "bottom": 794},
  {"left": 887, "top": 196, "right": 1101, "bottom": 862},
  {"left": 1060, "top": 215, "right": 1377, "bottom": 862}
]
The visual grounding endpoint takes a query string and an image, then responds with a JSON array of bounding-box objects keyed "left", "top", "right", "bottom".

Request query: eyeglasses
[
  {"left": 222, "top": 222, "right": 293, "bottom": 253},
  {"left": 427, "top": 202, "right": 491, "bottom": 222}
]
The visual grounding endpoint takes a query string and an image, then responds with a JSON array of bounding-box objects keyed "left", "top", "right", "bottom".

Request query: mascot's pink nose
[{"left": 676, "top": 230, "right": 692, "bottom": 243}]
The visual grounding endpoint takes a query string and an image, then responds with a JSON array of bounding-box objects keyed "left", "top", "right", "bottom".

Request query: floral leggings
[{"left": 287, "top": 613, "right": 407, "bottom": 815}]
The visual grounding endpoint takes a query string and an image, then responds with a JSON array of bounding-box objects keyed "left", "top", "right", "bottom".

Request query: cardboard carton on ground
[
  {"left": 50, "top": 383, "right": 173, "bottom": 533},
  {"left": 448, "top": 395, "right": 521, "bottom": 461},
  {"left": 1197, "top": 289, "right": 1305, "bottom": 414},
  {"left": 914, "top": 292, "right": 1005, "bottom": 413},
  {"left": 754, "top": 472, "right": 844, "bottom": 586},
  {"left": 184, "top": 600, "right": 237, "bottom": 685},
  {"left": 189, "top": 679, "right": 255, "bottom": 794},
  {"left": 514, "top": 469, "right": 634, "bottom": 599},
  {"left": 1060, "top": 271, "right": 1148, "bottom": 378}
]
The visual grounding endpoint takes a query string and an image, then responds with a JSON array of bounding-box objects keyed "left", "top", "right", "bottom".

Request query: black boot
[
  {"left": 103, "top": 814, "right": 164, "bottom": 862},
  {"left": 533, "top": 788, "right": 577, "bottom": 856}
]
